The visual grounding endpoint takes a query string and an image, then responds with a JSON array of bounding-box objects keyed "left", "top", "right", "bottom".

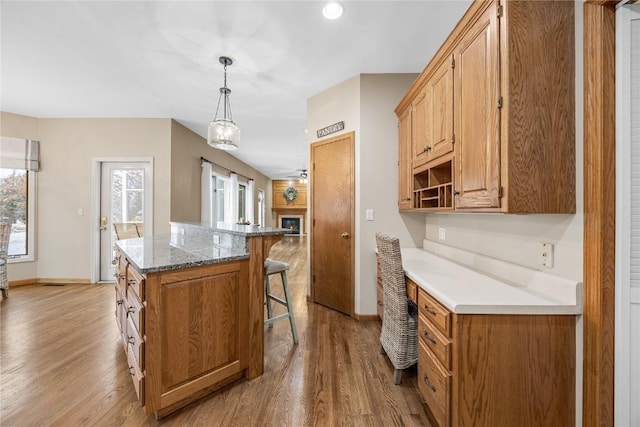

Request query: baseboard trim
[{"left": 8, "top": 278, "right": 92, "bottom": 287}]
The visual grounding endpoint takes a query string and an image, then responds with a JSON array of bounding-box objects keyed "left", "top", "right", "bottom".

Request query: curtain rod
[{"left": 200, "top": 156, "right": 253, "bottom": 182}]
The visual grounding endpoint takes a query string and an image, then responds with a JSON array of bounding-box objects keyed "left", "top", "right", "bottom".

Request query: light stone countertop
[{"left": 401, "top": 246, "right": 582, "bottom": 315}]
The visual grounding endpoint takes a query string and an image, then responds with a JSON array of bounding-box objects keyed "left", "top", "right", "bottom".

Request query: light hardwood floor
[{"left": 1, "top": 237, "right": 433, "bottom": 426}]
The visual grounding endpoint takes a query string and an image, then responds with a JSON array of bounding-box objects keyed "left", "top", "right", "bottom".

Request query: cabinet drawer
[
  {"left": 126, "top": 265, "right": 145, "bottom": 301},
  {"left": 418, "top": 288, "right": 451, "bottom": 337},
  {"left": 126, "top": 345, "right": 145, "bottom": 403},
  {"left": 418, "top": 312, "right": 451, "bottom": 370},
  {"left": 125, "top": 289, "right": 145, "bottom": 336},
  {"left": 406, "top": 277, "right": 418, "bottom": 304},
  {"left": 126, "top": 316, "right": 145, "bottom": 370},
  {"left": 418, "top": 340, "right": 450, "bottom": 427}
]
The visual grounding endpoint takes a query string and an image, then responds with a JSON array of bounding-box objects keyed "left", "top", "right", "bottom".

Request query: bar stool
[{"left": 264, "top": 258, "right": 298, "bottom": 344}]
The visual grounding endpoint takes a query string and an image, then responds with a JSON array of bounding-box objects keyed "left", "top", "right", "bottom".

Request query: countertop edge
[{"left": 401, "top": 247, "right": 582, "bottom": 316}]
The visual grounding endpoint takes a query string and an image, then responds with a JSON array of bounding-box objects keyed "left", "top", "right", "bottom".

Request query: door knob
[
  {"left": 341, "top": 232, "right": 350, "bottom": 239},
  {"left": 100, "top": 216, "right": 108, "bottom": 231}
]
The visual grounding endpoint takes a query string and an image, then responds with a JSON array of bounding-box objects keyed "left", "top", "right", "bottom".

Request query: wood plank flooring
[{"left": 1, "top": 237, "right": 433, "bottom": 426}]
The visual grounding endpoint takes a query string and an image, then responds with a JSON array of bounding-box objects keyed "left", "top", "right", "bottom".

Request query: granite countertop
[
  {"left": 172, "top": 221, "right": 290, "bottom": 237},
  {"left": 115, "top": 233, "right": 250, "bottom": 274},
  {"left": 401, "top": 247, "right": 582, "bottom": 315}
]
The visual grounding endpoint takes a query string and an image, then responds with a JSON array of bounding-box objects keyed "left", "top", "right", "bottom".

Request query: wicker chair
[
  {"left": 375, "top": 232, "right": 418, "bottom": 384},
  {"left": 0, "top": 223, "right": 10, "bottom": 298}
]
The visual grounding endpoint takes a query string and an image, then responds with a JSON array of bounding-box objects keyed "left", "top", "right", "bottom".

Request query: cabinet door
[
  {"left": 398, "top": 108, "right": 413, "bottom": 210},
  {"left": 411, "top": 88, "right": 429, "bottom": 169},
  {"left": 454, "top": 1, "right": 500, "bottom": 209},
  {"left": 427, "top": 57, "right": 454, "bottom": 162}
]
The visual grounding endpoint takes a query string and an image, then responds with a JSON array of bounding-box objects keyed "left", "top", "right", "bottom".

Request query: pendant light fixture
[{"left": 208, "top": 56, "right": 240, "bottom": 151}]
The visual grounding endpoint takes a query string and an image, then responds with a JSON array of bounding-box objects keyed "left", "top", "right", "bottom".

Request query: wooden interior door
[{"left": 310, "top": 132, "right": 354, "bottom": 316}]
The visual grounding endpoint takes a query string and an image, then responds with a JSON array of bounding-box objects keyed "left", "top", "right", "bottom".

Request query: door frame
[
  {"left": 309, "top": 131, "right": 355, "bottom": 316},
  {"left": 90, "top": 157, "right": 154, "bottom": 283},
  {"left": 583, "top": 1, "right": 616, "bottom": 426}
]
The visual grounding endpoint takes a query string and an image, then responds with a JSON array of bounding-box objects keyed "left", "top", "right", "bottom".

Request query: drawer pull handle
[
  {"left": 377, "top": 301, "right": 384, "bottom": 306},
  {"left": 116, "top": 299, "right": 124, "bottom": 305},
  {"left": 127, "top": 336, "right": 135, "bottom": 345},
  {"left": 127, "top": 307, "right": 135, "bottom": 315},
  {"left": 128, "top": 279, "right": 137, "bottom": 286},
  {"left": 128, "top": 367, "right": 135, "bottom": 376},
  {"left": 423, "top": 374, "right": 436, "bottom": 392},
  {"left": 423, "top": 304, "right": 437, "bottom": 316},
  {"left": 423, "top": 331, "right": 436, "bottom": 345}
]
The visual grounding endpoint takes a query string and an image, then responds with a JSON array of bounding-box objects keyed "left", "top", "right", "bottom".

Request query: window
[
  {"left": 0, "top": 168, "right": 36, "bottom": 261},
  {"left": 215, "top": 176, "right": 226, "bottom": 224},
  {"left": 238, "top": 182, "right": 247, "bottom": 221}
]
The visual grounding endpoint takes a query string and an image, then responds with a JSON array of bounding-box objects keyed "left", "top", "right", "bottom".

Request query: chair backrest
[
  {"left": 113, "top": 222, "right": 141, "bottom": 240},
  {"left": 0, "top": 223, "right": 10, "bottom": 259},
  {"left": 375, "top": 232, "right": 408, "bottom": 321}
]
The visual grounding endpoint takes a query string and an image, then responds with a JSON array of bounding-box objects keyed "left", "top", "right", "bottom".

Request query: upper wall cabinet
[
  {"left": 398, "top": 107, "right": 413, "bottom": 211},
  {"left": 395, "top": 0, "right": 575, "bottom": 214}
]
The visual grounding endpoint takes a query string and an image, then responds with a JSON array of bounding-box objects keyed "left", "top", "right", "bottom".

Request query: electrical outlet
[
  {"left": 438, "top": 227, "right": 446, "bottom": 241},
  {"left": 538, "top": 242, "right": 554, "bottom": 268},
  {"left": 213, "top": 234, "right": 220, "bottom": 244}
]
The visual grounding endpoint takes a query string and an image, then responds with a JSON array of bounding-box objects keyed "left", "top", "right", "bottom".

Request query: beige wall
[
  {"left": 307, "top": 74, "right": 424, "bottom": 315},
  {"left": 170, "top": 120, "right": 273, "bottom": 226},
  {"left": 38, "top": 118, "right": 172, "bottom": 280}
]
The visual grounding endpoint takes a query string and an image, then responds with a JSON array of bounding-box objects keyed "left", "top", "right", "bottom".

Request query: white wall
[{"left": 307, "top": 74, "right": 425, "bottom": 315}]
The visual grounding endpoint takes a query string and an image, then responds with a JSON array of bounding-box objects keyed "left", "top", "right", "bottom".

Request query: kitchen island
[{"left": 114, "top": 222, "right": 287, "bottom": 419}]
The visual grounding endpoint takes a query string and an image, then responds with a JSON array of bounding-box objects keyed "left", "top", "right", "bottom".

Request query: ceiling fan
[{"left": 284, "top": 169, "right": 308, "bottom": 182}]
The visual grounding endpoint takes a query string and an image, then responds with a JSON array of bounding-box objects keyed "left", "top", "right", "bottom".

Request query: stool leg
[
  {"left": 281, "top": 271, "right": 298, "bottom": 344},
  {"left": 264, "top": 274, "right": 273, "bottom": 328}
]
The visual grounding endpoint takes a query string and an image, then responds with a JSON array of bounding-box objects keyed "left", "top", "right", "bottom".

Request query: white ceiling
[{"left": 1, "top": 0, "right": 471, "bottom": 179}]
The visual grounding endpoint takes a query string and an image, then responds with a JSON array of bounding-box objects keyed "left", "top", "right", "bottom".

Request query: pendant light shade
[{"left": 208, "top": 56, "right": 240, "bottom": 151}]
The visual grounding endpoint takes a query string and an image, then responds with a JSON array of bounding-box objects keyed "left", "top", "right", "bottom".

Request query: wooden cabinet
[
  {"left": 115, "top": 251, "right": 146, "bottom": 403},
  {"left": 453, "top": 2, "right": 500, "bottom": 209},
  {"left": 397, "top": 108, "right": 413, "bottom": 210},
  {"left": 115, "top": 248, "right": 250, "bottom": 419},
  {"left": 396, "top": 0, "right": 575, "bottom": 214},
  {"left": 416, "top": 286, "right": 576, "bottom": 426}
]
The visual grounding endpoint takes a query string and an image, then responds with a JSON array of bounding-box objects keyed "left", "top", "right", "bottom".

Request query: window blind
[{"left": 0, "top": 137, "right": 40, "bottom": 171}]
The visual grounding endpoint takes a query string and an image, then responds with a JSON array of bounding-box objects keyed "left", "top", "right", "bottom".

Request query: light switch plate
[
  {"left": 365, "top": 209, "right": 374, "bottom": 221},
  {"left": 438, "top": 227, "right": 446, "bottom": 241}
]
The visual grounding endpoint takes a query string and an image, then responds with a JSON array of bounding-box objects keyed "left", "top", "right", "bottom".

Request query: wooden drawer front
[
  {"left": 126, "top": 265, "right": 145, "bottom": 301},
  {"left": 126, "top": 315, "right": 145, "bottom": 370},
  {"left": 125, "top": 289, "right": 145, "bottom": 336},
  {"left": 126, "top": 345, "right": 145, "bottom": 403},
  {"left": 418, "top": 340, "right": 451, "bottom": 427},
  {"left": 377, "top": 283, "right": 384, "bottom": 320},
  {"left": 418, "top": 312, "right": 451, "bottom": 370},
  {"left": 406, "top": 277, "right": 418, "bottom": 304},
  {"left": 418, "top": 288, "right": 451, "bottom": 337}
]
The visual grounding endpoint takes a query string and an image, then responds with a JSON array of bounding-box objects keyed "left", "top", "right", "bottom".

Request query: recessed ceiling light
[{"left": 322, "top": 2, "right": 344, "bottom": 20}]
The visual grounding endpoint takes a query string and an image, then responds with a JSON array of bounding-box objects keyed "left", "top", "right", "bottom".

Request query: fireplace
[{"left": 279, "top": 215, "right": 303, "bottom": 235}]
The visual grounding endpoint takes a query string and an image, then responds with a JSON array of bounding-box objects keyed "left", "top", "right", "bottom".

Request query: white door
[
  {"left": 99, "top": 162, "right": 152, "bottom": 282},
  {"left": 615, "top": 4, "right": 640, "bottom": 426}
]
